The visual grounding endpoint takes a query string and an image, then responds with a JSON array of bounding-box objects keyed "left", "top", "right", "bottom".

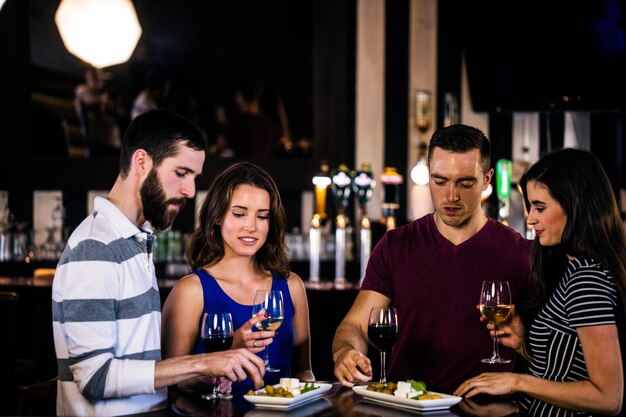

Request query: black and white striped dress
[{"left": 517, "top": 257, "right": 619, "bottom": 417}]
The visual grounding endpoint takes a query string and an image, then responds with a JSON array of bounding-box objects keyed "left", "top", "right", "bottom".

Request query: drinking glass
[
  {"left": 368, "top": 307, "right": 398, "bottom": 383},
  {"left": 479, "top": 281, "right": 512, "bottom": 364},
  {"left": 252, "top": 290, "right": 284, "bottom": 372},
  {"left": 201, "top": 312, "right": 234, "bottom": 400}
]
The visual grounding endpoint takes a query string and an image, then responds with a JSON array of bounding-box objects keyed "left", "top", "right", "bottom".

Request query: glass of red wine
[
  {"left": 368, "top": 307, "right": 398, "bottom": 383},
  {"left": 201, "top": 312, "right": 234, "bottom": 400}
]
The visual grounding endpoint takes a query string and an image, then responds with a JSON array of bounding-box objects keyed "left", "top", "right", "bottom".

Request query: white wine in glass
[
  {"left": 252, "top": 290, "right": 284, "bottom": 372},
  {"left": 479, "top": 280, "right": 512, "bottom": 364}
]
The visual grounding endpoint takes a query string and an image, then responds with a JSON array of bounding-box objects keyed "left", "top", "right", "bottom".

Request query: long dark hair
[
  {"left": 519, "top": 148, "right": 626, "bottom": 329},
  {"left": 186, "top": 161, "right": 290, "bottom": 277}
]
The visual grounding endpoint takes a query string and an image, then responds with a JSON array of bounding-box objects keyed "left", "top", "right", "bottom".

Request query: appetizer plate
[
  {"left": 352, "top": 385, "right": 462, "bottom": 412},
  {"left": 244, "top": 398, "right": 332, "bottom": 416},
  {"left": 244, "top": 382, "right": 333, "bottom": 410}
]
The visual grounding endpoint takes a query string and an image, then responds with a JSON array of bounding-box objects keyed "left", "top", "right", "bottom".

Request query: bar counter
[
  {"left": 2, "top": 276, "right": 520, "bottom": 416},
  {"left": 0, "top": 274, "right": 362, "bottom": 383},
  {"left": 171, "top": 383, "right": 519, "bottom": 417}
]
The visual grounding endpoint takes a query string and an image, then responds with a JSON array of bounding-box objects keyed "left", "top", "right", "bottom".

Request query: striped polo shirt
[
  {"left": 518, "top": 257, "right": 619, "bottom": 417},
  {"left": 52, "top": 196, "right": 166, "bottom": 416}
]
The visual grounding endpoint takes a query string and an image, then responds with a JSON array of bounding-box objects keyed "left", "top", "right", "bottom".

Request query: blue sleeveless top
[{"left": 191, "top": 268, "right": 295, "bottom": 388}]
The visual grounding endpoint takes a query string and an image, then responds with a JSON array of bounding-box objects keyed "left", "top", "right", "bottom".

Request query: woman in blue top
[{"left": 162, "top": 161, "right": 314, "bottom": 392}]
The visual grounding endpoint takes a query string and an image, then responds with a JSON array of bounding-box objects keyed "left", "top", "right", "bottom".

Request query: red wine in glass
[
  {"left": 201, "top": 312, "right": 234, "bottom": 400},
  {"left": 202, "top": 335, "right": 233, "bottom": 352},
  {"left": 368, "top": 307, "right": 398, "bottom": 383},
  {"left": 368, "top": 323, "right": 398, "bottom": 352}
]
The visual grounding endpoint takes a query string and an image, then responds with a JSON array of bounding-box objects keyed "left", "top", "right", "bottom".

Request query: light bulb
[
  {"left": 55, "top": 0, "right": 142, "bottom": 68},
  {"left": 410, "top": 161, "right": 429, "bottom": 185}
]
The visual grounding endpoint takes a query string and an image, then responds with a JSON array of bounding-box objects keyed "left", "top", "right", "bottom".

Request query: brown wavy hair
[
  {"left": 519, "top": 148, "right": 626, "bottom": 353},
  {"left": 186, "top": 161, "right": 290, "bottom": 277}
]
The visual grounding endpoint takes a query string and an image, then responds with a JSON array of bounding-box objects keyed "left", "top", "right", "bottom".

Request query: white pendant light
[
  {"left": 410, "top": 158, "right": 430, "bottom": 185},
  {"left": 55, "top": 0, "right": 142, "bottom": 69}
]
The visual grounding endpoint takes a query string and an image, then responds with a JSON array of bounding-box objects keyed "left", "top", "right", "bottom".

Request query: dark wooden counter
[
  {"left": 171, "top": 383, "right": 520, "bottom": 417},
  {"left": 1, "top": 277, "right": 521, "bottom": 416},
  {"left": 0, "top": 275, "right": 362, "bottom": 385}
]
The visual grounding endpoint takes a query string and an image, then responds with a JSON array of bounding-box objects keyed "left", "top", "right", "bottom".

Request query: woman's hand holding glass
[
  {"left": 252, "top": 290, "right": 284, "bottom": 372},
  {"left": 482, "top": 304, "right": 526, "bottom": 354},
  {"left": 479, "top": 281, "right": 512, "bottom": 364},
  {"left": 231, "top": 308, "right": 275, "bottom": 351}
]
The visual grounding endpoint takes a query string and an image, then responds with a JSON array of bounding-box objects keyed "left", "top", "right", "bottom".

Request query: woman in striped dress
[{"left": 455, "top": 148, "right": 625, "bottom": 416}]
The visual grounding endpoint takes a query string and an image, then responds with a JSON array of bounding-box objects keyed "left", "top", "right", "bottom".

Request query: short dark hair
[
  {"left": 118, "top": 109, "right": 206, "bottom": 178},
  {"left": 186, "top": 161, "right": 290, "bottom": 277},
  {"left": 428, "top": 124, "right": 491, "bottom": 173}
]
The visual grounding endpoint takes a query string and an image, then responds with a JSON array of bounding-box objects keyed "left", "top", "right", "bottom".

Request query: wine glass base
[
  {"left": 481, "top": 357, "right": 511, "bottom": 364},
  {"left": 201, "top": 392, "right": 233, "bottom": 400},
  {"left": 266, "top": 366, "right": 281, "bottom": 373}
]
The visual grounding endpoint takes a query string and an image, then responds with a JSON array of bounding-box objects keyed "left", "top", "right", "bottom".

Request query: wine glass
[
  {"left": 201, "top": 312, "right": 234, "bottom": 400},
  {"left": 368, "top": 307, "right": 398, "bottom": 383},
  {"left": 252, "top": 290, "right": 284, "bottom": 373},
  {"left": 479, "top": 281, "right": 512, "bottom": 364}
]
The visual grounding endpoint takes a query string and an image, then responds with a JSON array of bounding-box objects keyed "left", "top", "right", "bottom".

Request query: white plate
[
  {"left": 243, "top": 382, "right": 333, "bottom": 410},
  {"left": 244, "top": 398, "right": 332, "bottom": 416},
  {"left": 352, "top": 385, "right": 462, "bottom": 412}
]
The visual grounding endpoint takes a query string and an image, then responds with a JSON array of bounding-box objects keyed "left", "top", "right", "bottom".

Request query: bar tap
[
  {"left": 330, "top": 164, "right": 352, "bottom": 288},
  {"left": 380, "top": 166, "right": 403, "bottom": 231},
  {"left": 352, "top": 163, "right": 375, "bottom": 285},
  {"left": 309, "top": 162, "right": 331, "bottom": 286},
  {"left": 496, "top": 159, "right": 512, "bottom": 223}
]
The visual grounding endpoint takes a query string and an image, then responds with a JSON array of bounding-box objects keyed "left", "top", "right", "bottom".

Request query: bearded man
[{"left": 52, "top": 110, "right": 265, "bottom": 417}]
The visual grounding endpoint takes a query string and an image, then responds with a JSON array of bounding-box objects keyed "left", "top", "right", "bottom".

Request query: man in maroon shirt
[{"left": 332, "top": 124, "right": 531, "bottom": 393}]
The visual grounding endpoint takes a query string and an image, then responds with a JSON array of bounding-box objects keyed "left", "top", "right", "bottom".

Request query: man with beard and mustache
[
  {"left": 52, "top": 110, "right": 265, "bottom": 417},
  {"left": 332, "top": 124, "right": 531, "bottom": 394}
]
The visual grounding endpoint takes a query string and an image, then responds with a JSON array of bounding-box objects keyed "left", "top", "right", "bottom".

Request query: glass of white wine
[
  {"left": 479, "top": 280, "right": 512, "bottom": 364},
  {"left": 252, "top": 290, "right": 284, "bottom": 372}
]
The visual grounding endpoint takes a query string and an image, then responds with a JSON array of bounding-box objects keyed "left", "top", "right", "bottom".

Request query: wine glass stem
[
  {"left": 493, "top": 325, "right": 500, "bottom": 358},
  {"left": 380, "top": 350, "right": 387, "bottom": 384},
  {"left": 263, "top": 345, "right": 270, "bottom": 369}
]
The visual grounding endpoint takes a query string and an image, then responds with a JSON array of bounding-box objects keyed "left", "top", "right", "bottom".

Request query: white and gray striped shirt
[
  {"left": 518, "top": 257, "right": 619, "bottom": 417},
  {"left": 52, "top": 196, "right": 166, "bottom": 416}
]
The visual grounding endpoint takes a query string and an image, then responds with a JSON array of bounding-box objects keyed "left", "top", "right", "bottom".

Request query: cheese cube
[
  {"left": 394, "top": 381, "right": 423, "bottom": 398},
  {"left": 279, "top": 378, "right": 292, "bottom": 390},
  {"left": 279, "top": 378, "right": 302, "bottom": 395}
]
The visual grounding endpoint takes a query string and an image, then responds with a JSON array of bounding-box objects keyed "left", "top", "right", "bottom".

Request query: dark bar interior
[{"left": 1, "top": 0, "right": 625, "bottom": 415}]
